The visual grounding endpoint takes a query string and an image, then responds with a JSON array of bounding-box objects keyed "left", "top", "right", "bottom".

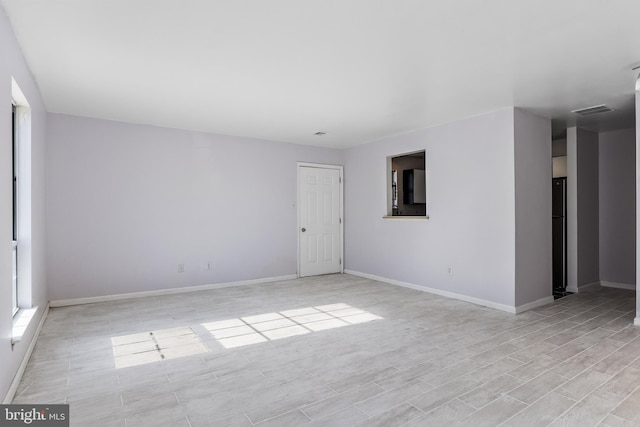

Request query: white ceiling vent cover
[{"left": 571, "top": 104, "right": 614, "bottom": 116}]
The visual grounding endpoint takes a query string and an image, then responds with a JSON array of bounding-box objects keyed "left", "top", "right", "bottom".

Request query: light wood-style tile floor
[{"left": 13, "top": 274, "right": 640, "bottom": 426}]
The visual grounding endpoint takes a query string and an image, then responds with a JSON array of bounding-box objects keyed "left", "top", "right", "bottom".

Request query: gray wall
[
  {"left": 46, "top": 114, "right": 342, "bottom": 300},
  {"left": 0, "top": 7, "right": 48, "bottom": 401},
  {"left": 599, "top": 128, "right": 636, "bottom": 287},
  {"left": 577, "top": 128, "right": 600, "bottom": 287},
  {"left": 344, "top": 108, "right": 518, "bottom": 308},
  {"left": 567, "top": 127, "right": 601, "bottom": 292},
  {"left": 514, "top": 109, "right": 552, "bottom": 306},
  {"left": 552, "top": 138, "right": 567, "bottom": 157}
]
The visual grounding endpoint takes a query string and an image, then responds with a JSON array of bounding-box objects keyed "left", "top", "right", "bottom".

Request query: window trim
[
  {"left": 11, "top": 77, "right": 33, "bottom": 320},
  {"left": 386, "top": 150, "right": 428, "bottom": 218},
  {"left": 11, "top": 102, "right": 19, "bottom": 316}
]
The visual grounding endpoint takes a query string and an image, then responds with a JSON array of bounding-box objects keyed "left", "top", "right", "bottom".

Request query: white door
[{"left": 298, "top": 165, "right": 342, "bottom": 277}]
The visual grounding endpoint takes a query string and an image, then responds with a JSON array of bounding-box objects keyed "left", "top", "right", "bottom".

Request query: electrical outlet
[
  {"left": 178, "top": 263, "right": 185, "bottom": 273},
  {"left": 206, "top": 262, "right": 213, "bottom": 271},
  {"left": 447, "top": 267, "right": 453, "bottom": 276}
]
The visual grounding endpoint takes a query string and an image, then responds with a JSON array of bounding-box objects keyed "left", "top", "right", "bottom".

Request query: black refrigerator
[{"left": 552, "top": 177, "right": 567, "bottom": 292}]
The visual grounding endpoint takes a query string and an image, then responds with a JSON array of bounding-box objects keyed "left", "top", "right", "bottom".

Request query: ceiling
[{"left": 2, "top": 1, "right": 639, "bottom": 148}]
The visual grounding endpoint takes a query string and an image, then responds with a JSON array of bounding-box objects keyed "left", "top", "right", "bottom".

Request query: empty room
[{"left": 1, "top": 1, "right": 640, "bottom": 426}]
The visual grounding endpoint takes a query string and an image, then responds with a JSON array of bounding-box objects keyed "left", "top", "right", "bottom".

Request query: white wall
[
  {"left": 46, "top": 114, "right": 342, "bottom": 300},
  {"left": 636, "top": 85, "right": 640, "bottom": 325},
  {"left": 552, "top": 138, "right": 568, "bottom": 177},
  {"left": 343, "top": 109, "right": 518, "bottom": 308},
  {"left": 0, "top": 7, "right": 48, "bottom": 401},
  {"left": 599, "top": 128, "right": 635, "bottom": 287},
  {"left": 567, "top": 128, "right": 578, "bottom": 291},
  {"left": 514, "top": 109, "right": 552, "bottom": 306},
  {"left": 552, "top": 156, "right": 567, "bottom": 177}
]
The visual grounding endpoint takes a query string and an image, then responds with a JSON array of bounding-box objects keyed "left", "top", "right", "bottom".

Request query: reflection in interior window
[{"left": 389, "top": 151, "right": 426, "bottom": 216}]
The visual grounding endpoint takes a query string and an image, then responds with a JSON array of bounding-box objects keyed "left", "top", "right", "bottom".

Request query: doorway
[
  {"left": 297, "top": 163, "right": 344, "bottom": 277},
  {"left": 552, "top": 177, "right": 569, "bottom": 299},
  {"left": 552, "top": 137, "right": 571, "bottom": 299}
]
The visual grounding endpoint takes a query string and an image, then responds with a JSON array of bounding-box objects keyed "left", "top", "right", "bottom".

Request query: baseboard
[
  {"left": 566, "top": 281, "right": 600, "bottom": 294},
  {"left": 515, "top": 296, "right": 555, "bottom": 314},
  {"left": 635, "top": 316, "right": 640, "bottom": 327},
  {"left": 600, "top": 281, "right": 636, "bottom": 291},
  {"left": 50, "top": 274, "right": 298, "bottom": 307},
  {"left": 3, "top": 304, "right": 49, "bottom": 404},
  {"left": 344, "top": 270, "right": 518, "bottom": 314}
]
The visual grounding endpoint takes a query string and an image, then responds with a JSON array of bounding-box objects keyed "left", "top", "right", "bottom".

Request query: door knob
[{"left": 301, "top": 228, "right": 306, "bottom": 232}]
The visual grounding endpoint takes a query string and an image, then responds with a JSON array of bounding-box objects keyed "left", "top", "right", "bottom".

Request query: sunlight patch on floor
[
  {"left": 202, "top": 303, "right": 383, "bottom": 349},
  {"left": 110, "top": 303, "right": 383, "bottom": 367},
  {"left": 111, "top": 326, "right": 208, "bottom": 369}
]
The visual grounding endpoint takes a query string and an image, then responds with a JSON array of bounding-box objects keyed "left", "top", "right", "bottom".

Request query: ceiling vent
[{"left": 571, "top": 104, "right": 614, "bottom": 116}]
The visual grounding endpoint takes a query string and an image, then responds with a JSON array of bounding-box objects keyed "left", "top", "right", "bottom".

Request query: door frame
[{"left": 297, "top": 162, "right": 344, "bottom": 278}]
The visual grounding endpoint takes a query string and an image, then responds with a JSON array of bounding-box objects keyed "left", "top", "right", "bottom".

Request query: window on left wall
[
  {"left": 11, "top": 103, "right": 18, "bottom": 315},
  {"left": 11, "top": 77, "right": 33, "bottom": 321},
  {"left": 11, "top": 78, "right": 38, "bottom": 343}
]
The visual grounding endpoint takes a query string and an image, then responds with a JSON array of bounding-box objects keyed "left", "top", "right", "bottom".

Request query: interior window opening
[{"left": 388, "top": 151, "right": 426, "bottom": 217}]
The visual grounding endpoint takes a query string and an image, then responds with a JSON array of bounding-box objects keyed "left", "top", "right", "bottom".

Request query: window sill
[
  {"left": 383, "top": 215, "right": 430, "bottom": 220},
  {"left": 12, "top": 307, "right": 38, "bottom": 345}
]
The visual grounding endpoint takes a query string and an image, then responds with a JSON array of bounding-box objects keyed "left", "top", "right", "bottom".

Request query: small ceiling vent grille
[{"left": 571, "top": 104, "right": 614, "bottom": 116}]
